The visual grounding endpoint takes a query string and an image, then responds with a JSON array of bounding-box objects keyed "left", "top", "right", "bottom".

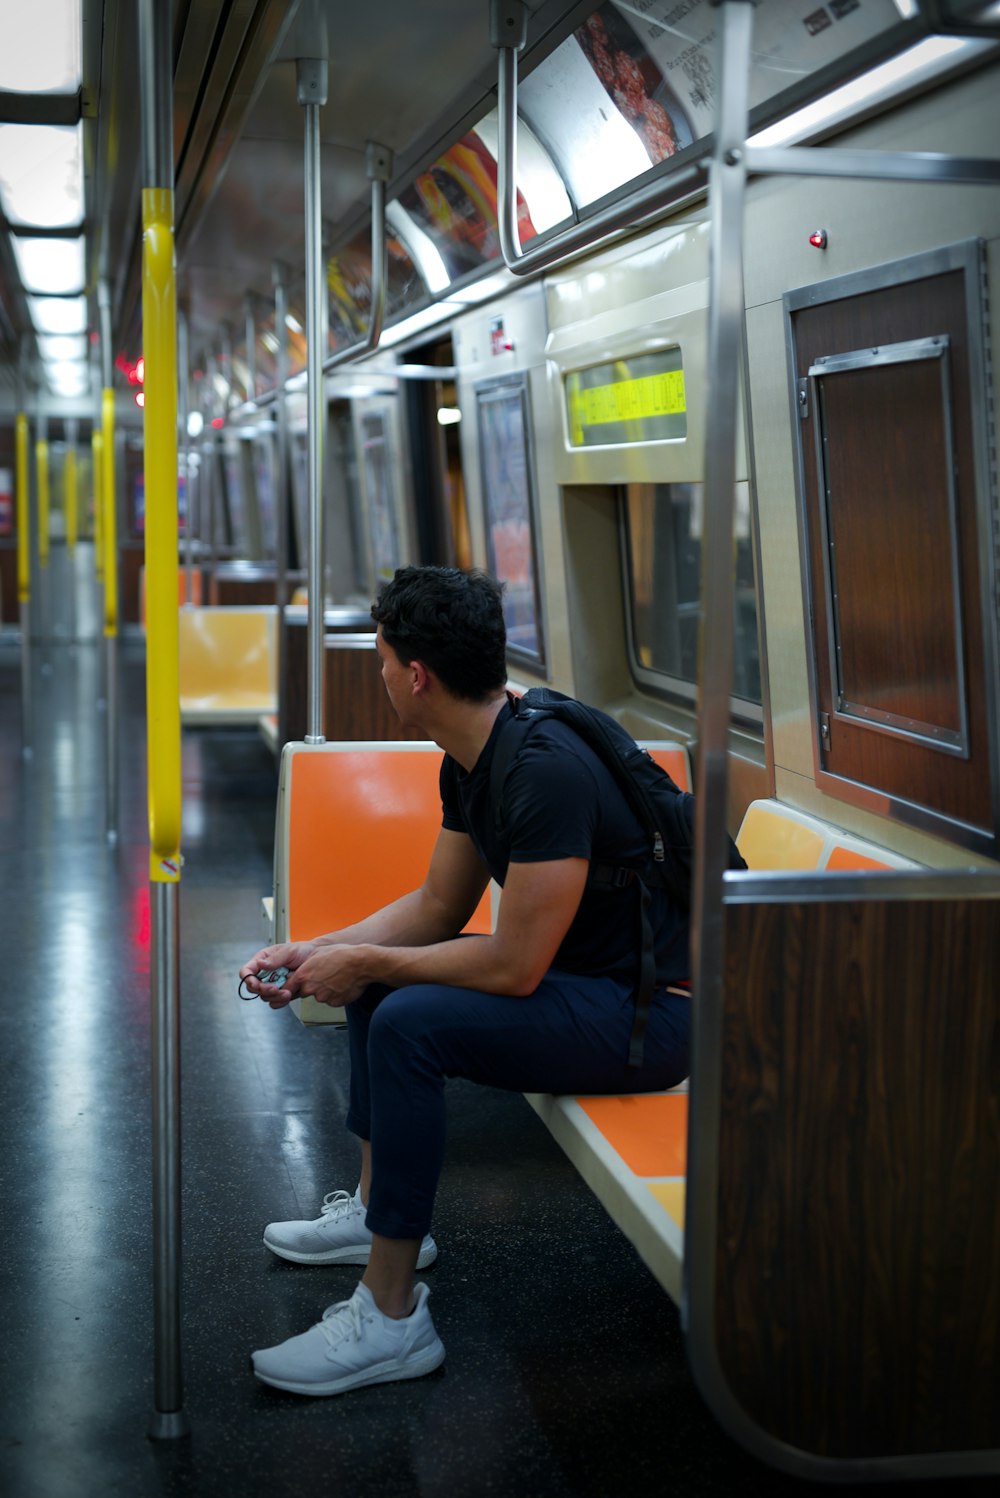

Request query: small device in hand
[
  {"left": 257, "top": 967, "right": 290, "bottom": 987},
  {"left": 239, "top": 966, "right": 290, "bottom": 1000}
]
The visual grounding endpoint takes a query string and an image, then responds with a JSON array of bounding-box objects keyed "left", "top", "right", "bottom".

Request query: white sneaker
[
  {"left": 251, "top": 1282, "right": 445, "bottom": 1396},
  {"left": 263, "top": 1186, "right": 438, "bottom": 1268}
]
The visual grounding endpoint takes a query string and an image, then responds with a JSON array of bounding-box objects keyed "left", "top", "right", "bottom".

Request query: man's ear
[{"left": 410, "top": 658, "right": 431, "bottom": 695}]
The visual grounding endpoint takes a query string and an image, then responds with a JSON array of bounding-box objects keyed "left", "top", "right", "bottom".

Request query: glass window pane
[
  {"left": 623, "top": 482, "right": 761, "bottom": 708},
  {"left": 477, "top": 378, "right": 545, "bottom": 667}
]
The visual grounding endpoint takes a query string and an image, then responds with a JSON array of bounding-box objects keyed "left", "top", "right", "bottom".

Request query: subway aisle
[{"left": 0, "top": 626, "right": 995, "bottom": 1498}]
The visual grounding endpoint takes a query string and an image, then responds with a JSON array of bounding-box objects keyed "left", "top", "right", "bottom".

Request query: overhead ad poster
[{"left": 577, "top": 0, "right": 901, "bottom": 162}]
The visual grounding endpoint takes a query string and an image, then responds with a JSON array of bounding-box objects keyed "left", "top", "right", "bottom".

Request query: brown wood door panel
[
  {"left": 716, "top": 894, "right": 1000, "bottom": 1459},
  {"left": 792, "top": 265, "right": 992, "bottom": 832}
]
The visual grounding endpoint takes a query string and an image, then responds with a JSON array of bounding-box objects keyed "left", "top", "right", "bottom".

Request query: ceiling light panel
[
  {"left": 37, "top": 334, "right": 88, "bottom": 363},
  {"left": 27, "top": 295, "right": 88, "bottom": 335},
  {"left": 0, "top": 2, "right": 82, "bottom": 92},
  {"left": 0, "top": 124, "right": 84, "bottom": 227},
  {"left": 12, "top": 236, "right": 85, "bottom": 295}
]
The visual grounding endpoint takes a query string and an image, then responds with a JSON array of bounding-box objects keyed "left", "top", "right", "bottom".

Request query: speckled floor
[{"left": 1, "top": 566, "right": 996, "bottom": 1498}]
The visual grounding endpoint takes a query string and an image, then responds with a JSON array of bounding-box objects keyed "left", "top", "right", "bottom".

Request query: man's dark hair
[{"left": 371, "top": 566, "right": 507, "bottom": 702}]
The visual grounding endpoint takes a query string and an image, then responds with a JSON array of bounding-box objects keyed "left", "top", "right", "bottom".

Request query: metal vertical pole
[
  {"left": 297, "top": 58, "right": 328, "bottom": 744},
  {"left": 684, "top": 0, "right": 753, "bottom": 1350},
  {"left": 15, "top": 392, "right": 32, "bottom": 758},
  {"left": 138, "top": 0, "right": 188, "bottom": 1442},
  {"left": 99, "top": 282, "right": 119, "bottom": 842},
  {"left": 65, "top": 419, "right": 79, "bottom": 642},
  {"left": 273, "top": 262, "right": 291, "bottom": 746},
  {"left": 244, "top": 296, "right": 257, "bottom": 403}
]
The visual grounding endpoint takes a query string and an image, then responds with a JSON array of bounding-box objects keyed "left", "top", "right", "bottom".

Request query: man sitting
[{"left": 239, "top": 565, "right": 691, "bottom": 1397}]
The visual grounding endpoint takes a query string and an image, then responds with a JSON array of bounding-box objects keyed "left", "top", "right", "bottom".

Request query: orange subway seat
[
  {"left": 286, "top": 748, "right": 491, "bottom": 941},
  {"left": 825, "top": 845, "right": 893, "bottom": 872},
  {"left": 646, "top": 743, "right": 691, "bottom": 793},
  {"left": 575, "top": 1091, "right": 688, "bottom": 1177}
]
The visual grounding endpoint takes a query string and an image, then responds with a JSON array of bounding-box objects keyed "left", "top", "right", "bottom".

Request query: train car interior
[{"left": 1, "top": 1, "right": 998, "bottom": 1494}]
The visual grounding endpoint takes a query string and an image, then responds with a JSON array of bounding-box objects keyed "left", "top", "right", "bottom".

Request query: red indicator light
[
  {"left": 808, "top": 229, "right": 828, "bottom": 249},
  {"left": 210, "top": 416, "right": 224, "bottom": 429},
  {"left": 136, "top": 357, "right": 145, "bottom": 384}
]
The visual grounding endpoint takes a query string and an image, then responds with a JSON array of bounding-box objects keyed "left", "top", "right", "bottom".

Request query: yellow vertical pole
[
  {"left": 143, "top": 188, "right": 181, "bottom": 885},
  {"left": 92, "top": 430, "right": 104, "bottom": 575},
  {"left": 36, "top": 440, "right": 50, "bottom": 569},
  {"left": 65, "top": 444, "right": 78, "bottom": 554},
  {"left": 16, "top": 414, "right": 30, "bottom": 603},
  {"left": 102, "top": 389, "right": 118, "bottom": 636}
]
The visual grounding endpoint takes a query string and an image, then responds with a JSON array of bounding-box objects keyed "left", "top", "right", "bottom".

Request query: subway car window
[
  {"left": 622, "top": 481, "right": 761, "bottom": 713},
  {"left": 405, "top": 337, "right": 473, "bottom": 571},
  {"left": 476, "top": 375, "right": 546, "bottom": 669}
]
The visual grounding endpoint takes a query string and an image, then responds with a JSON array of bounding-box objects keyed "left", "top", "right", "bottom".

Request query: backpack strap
[
  {"left": 491, "top": 701, "right": 653, "bottom": 1070},
  {"left": 490, "top": 703, "right": 545, "bottom": 838}
]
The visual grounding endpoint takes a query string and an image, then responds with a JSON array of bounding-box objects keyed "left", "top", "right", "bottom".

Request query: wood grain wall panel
[
  {"left": 282, "top": 618, "right": 426, "bottom": 743},
  {"left": 716, "top": 896, "right": 1000, "bottom": 1459}
]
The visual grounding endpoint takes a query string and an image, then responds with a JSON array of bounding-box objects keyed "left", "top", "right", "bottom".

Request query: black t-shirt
[{"left": 440, "top": 701, "right": 689, "bottom": 987}]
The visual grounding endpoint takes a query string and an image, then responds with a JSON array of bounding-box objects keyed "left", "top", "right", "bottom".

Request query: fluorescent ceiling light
[
  {"left": 47, "top": 362, "right": 90, "bottom": 396},
  {"left": 0, "top": 123, "right": 83, "bottom": 227},
  {"left": 12, "top": 236, "right": 85, "bottom": 294},
  {"left": 28, "top": 294, "right": 88, "bottom": 335},
  {"left": 749, "top": 37, "right": 991, "bottom": 148},
  {"left": 38, "top": 333, "right": 87, "bottom": 363},
  {"left": 0, "top": 1, "right": 82, "bottom": 92},
  {"left": 473, "top": 110, "right": 572, "bottom": 234},
  {"left": 386, "top": 201, "right": 450, "bottom": 293}
]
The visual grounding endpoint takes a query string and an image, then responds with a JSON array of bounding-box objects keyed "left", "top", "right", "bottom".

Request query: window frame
[{"left": 785, "top": 237, "right": 1000, "bottom": 857}]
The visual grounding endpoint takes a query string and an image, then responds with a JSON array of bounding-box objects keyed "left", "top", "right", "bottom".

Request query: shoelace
[
  {"left": 318, "top": 1189, "right": 359, "bottom": 1220},
  {"left": 318, "top": 1295, "right": 369, "bottom": 1348}
]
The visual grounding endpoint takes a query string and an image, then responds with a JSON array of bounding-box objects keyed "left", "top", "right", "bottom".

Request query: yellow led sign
[{"left": 565, "top": 352, "right": 687, "bottom": 448}]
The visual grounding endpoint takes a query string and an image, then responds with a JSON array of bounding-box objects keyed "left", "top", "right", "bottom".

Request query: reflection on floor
[{"left": 0, "top": 633, "right": 994, "bottom": 1498}]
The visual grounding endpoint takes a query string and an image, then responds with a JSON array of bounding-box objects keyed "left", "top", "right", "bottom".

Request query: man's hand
[
  {"left": 277, "top": 943, "right": 372, "bottom": 1009},
  {"left": 238, "top": 942, "right": 316, "bottom": 1007}
]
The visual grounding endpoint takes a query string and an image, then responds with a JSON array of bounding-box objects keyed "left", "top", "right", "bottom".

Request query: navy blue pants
[{"left": 344, "top": 971, "right": 690, "bottom": 1240}]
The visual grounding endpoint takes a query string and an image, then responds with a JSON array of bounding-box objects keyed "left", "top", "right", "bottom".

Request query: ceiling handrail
[{"left": 491, "top": 0, "right": 707, "bottom": 279}]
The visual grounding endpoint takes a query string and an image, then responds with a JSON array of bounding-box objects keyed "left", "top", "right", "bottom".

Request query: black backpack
[{"left": 490, "top": 688, "right": 747, "bottom": 1067}]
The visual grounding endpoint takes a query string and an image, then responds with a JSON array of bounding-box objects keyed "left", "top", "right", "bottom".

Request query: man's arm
[
  {"left": 277, "top": 855, "right": 589, "bottom": 1007},
  {"left": 238, "top": 828, "right": 491, "bottom": 996}
]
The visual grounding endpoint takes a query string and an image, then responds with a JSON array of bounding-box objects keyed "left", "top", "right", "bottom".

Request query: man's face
[{"left": 375, "top": 627, "right": 412, "bottom": 723}]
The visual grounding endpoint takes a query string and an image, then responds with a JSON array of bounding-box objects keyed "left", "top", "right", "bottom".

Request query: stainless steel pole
[
  {"left": 297, "top": 58, "right": 328, "bottom": 744},
  {"left": 273, "top": 262, "right": 290, "bottom": 746},
  {"left": 684, "top": 0, "right": 753, "bottom": 1365},
  {"left": 138, "top": 0, "right": 188, "bottom": 1441},
  {"left": 15, "top": 350, "right": 32, "bottom": 759}
]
